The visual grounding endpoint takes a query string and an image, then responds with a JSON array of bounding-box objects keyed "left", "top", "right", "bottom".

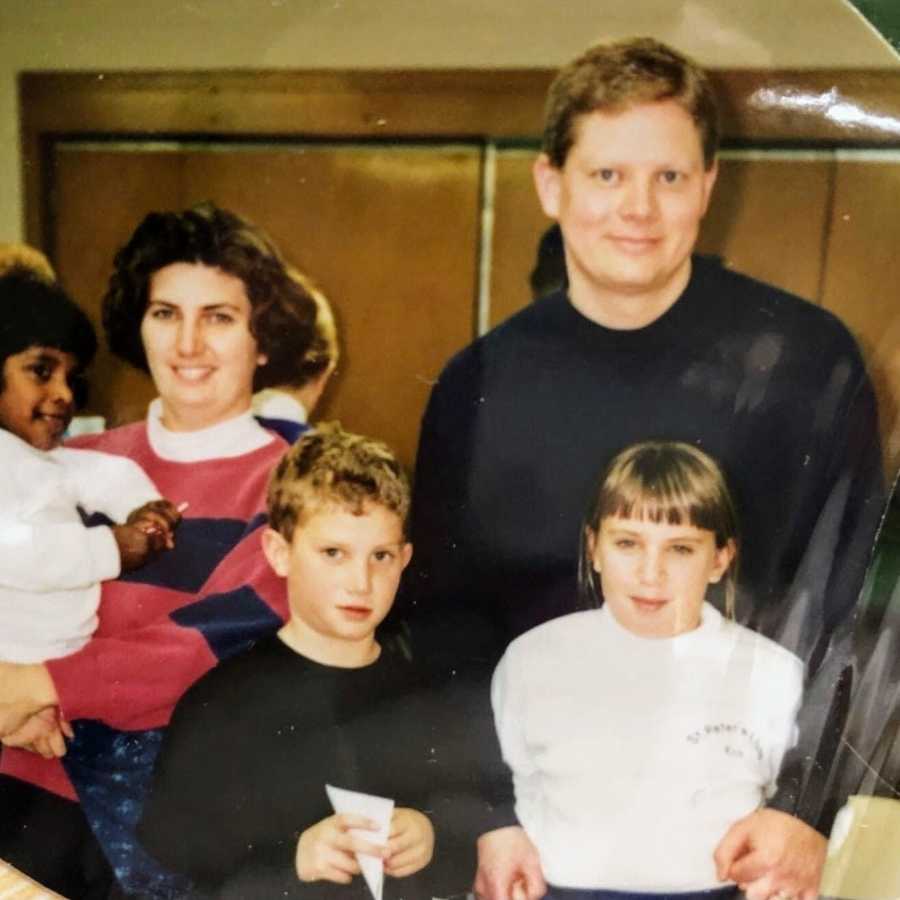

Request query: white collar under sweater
[{"left": 146, "top": 398, "right": 274, "bottom": 463}]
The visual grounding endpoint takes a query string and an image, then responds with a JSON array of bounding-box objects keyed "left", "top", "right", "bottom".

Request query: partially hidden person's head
[
  {"left": 103, "top": 202, "right": 318, "bottom": 432},
  {"left": 277, "top": 266, "right": 340, "bottom": 417},
  {"left": 262, "top": 423, "right": 412, "bottom": 662},
  {"left": 0, "top": 243, "right": 57, "bottom": 281},
  {"left": 529, "top": 224, "right": 567, "bottom": 301},
  {"left": 0, "top": 267, "right": 97, "bottom": 450},
  {"left": 579, "top": 440, "right": 738, "bottom": 639},
  {"left": 532, "top": 38, "right": 720, "bottom": 318}
]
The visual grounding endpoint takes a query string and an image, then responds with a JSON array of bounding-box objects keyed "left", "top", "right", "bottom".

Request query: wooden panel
[
  {"left": 820, "top": 157, "right": 900, "bottom": 467},
  {"left": 489, "top": 150, "right": 550, "bottom": 327},
  {"left": 21, "top": 69, "right": 900, "bottom": 248},
  {"left": 32, "top": 67, "right": 900, "bottom": 468},
  {"left": 50, "top": 143, "right": 481, "bottom": 467},
  {"left": 180, "top": 145, "right": 480, "bottom": 466},
  {"left": 22, "top": 69, "right": 900, "bottom": 142},
  {"left": 697, "top": 154, "right": 832, "bottom": 301}
]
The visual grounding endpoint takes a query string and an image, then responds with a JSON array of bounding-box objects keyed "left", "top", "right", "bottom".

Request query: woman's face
[{"left": 140, "top": 262, "right": 265, "bottom": 432}]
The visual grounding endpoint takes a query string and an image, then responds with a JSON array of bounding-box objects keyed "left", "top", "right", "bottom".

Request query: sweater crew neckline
[
  {"left": 146, "top": 398, "right": 274, "bottom": 463},
  {"left": 272, "top": 632, "right": 386, "bottom": 672},
  {"left": 554, "top": 254, "right": 717, "bottom": 352}
]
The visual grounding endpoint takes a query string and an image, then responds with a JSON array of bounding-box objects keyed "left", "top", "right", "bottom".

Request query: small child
[
  {"left": 492, "top": 441, "right": 804, "bottom": 900},
  {"left": 138, "top": 423, "right": 442, "bottom": 899},
  {"left": 0, "top": 268, "right": 180, "bottom": 668}
]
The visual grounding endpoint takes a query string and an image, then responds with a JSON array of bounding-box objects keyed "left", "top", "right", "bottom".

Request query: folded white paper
[{"left": 325, "top": 784, "right": 394, "bottom": 900}]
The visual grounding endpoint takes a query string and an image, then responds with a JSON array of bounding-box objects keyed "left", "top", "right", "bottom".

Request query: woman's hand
[
  {"left": 385, "top": 807, "right": 434, "bottom": 878},
  {"left": 0, "top": 662, "right": 58, "bottom": 737},
  {"left": 1, "top": 707, "right": 72, "bottom": 758},
  {"left": 295, "top": 813, "right": 385, "bottom": 885}
]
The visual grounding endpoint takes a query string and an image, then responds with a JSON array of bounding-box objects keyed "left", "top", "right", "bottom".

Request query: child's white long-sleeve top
[
  {"left": 492, "top": 603, "right": 804, "bottom": 892},
  {"left": 0, "top": 428, "right": 160, "bottom": 663}
]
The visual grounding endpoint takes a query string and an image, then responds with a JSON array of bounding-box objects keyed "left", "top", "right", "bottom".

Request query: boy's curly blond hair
[{"left": 267, "top": 422, "right": 409, "bottom": 541}]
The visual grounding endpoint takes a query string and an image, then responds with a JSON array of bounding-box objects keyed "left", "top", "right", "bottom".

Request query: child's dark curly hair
[
  {"left": 102, "top": 202, "right": 317, "bottom": 390},
  {"left": 0, "top": 267, "right": 96, "bottom": 404}
]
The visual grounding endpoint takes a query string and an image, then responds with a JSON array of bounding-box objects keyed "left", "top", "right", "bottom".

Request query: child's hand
[
  {"left": 295, "top": 813, "right": 385, "bottom": 885},
  {"left": 1, "top": 707, "right": 73, "bottom": 758},
  {"left": 384, "top": 807, "right": 434, "bottom": 878},
  {"left": 126, "top": 499, "right": 182, "bottom": 550},
  {"left": 112, "top": 524, "right": 161, "bottom": 571}
]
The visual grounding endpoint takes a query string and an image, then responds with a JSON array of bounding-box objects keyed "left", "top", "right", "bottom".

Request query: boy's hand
[
  {"left": 295, "top": 813, "right": 385, "bottom": 884},
  {"left": 385, "top": 807, "right": 434, "bottom": 878},
  {"left": 126, "top": 499, "right": 182, "bottom": 550},
  {"left": 1, "top": 707, "right": 72, "bottom": 758}
]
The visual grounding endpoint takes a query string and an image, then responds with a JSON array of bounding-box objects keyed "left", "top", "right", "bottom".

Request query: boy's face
[
  {"left": 533, "top": 100, "right": 717, "bottom": 317},
  {"left": 262, "top": 501, "right": 412, "bottom": 664},
  {"left": 589, "top": 514, "right": 733, "bottom": 639},
  {"left": 0, "top": 346, "right": 77, "bottom": 450}
]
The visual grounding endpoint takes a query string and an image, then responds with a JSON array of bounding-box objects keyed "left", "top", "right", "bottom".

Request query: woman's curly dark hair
[{"left": 102, "top": 202, "right": 317, "bottom": 390}]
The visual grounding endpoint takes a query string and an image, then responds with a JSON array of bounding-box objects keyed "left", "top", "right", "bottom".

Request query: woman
[{"left": 0, "top": 202, "right": 319, "bottom": 898}]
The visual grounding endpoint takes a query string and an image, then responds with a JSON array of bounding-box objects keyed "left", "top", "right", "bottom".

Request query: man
[{"left": 408, "top": 38, "right": 885, "bottom": 900}]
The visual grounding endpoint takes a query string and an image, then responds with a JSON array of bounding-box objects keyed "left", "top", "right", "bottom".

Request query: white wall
[{"left": 1, "top": 0, "right": 896, "bottom": 241}]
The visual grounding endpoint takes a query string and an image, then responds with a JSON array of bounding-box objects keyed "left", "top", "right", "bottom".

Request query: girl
[
  {"left": 0, "top": 267, "right": 179, "bottom": 671},
  {"left": 492, "top": 441, "right": 804, "bottom": 900}
]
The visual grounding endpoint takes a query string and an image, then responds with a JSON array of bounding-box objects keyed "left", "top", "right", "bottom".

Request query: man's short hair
[
  {"left": 542, "top": 37, "right": 719, "bottom": 169},
  {"left": 267, "top": 422, "right": 410, "bottom": 542},
  {"left": 102, "top": 202, "right": 318, "bottom": 391}
]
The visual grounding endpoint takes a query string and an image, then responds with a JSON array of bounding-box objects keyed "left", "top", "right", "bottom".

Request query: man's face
[{"left": 533, "top": 100, "right": 717, "bottom": 324}]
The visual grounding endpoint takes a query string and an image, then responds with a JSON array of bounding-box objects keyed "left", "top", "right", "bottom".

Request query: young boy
[
  {"left": 138, "top": 424, "right": 443, "bottom": 899},
  {"left": 0, "top": 268, "right": 180, "bottom": 672}
]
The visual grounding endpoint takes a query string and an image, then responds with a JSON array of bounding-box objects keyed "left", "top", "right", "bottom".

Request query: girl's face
[
  {"left": 140, "top": 262, "right": 265, "bottom": 432},
  {"left": 0, "top": 346, "right": 77, "bottom": 450},
  {"left": 588, "top": 513, "right": 734, "bottom": 639}
]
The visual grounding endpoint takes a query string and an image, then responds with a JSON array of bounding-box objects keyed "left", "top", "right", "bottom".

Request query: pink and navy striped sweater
[{"left": 1, "top": 420, "right": 290, "bottom": 860}]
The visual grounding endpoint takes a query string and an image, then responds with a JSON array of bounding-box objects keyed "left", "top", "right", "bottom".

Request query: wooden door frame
[{"left": 20, "top": 68, "right": 900, "bottom": 249}]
